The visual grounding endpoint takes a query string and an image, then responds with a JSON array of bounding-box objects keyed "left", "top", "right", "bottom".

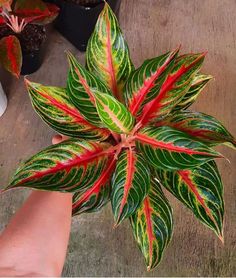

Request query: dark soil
[
  {"left": 63, "top": 0, "right": 103, "bottom": 7},
  {"left": 0, "top": 24, "right": 46, "bottom": 54}
]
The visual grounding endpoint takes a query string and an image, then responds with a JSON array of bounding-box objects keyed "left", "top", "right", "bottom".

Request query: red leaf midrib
[
  {"left": 136, "top": 133, "right": 217, "bottom": 156},
  {"left": 139, "top": 54, "right": 205, "bottom": 126},
  {"left": 116, "top": 148, "right": 136, "bottom": 223},
  {"left": 129, "top": 51, "right": 177, "bottom": 116},
  {"left": 74, "top": 67, "right": 96, "bottom": 104},
  {"left": 178, "top": 170, "right": 219, "bottom": 231},
  {"left": 143, "top": 197, "right": 155, "bottom": 270},
  {"left": 17, "top": 144, "right": 114, "bottom": 186},
  {"left": 72, "top": 157, "right": 116, "bottom": 210}
]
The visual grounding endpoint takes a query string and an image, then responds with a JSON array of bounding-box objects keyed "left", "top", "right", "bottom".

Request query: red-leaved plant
[
  {"left": 0, "top": 0, "right": 59, "bottom": 77},
  {"left": 5, "top": 3, "right": 235, "bottom": 271}
]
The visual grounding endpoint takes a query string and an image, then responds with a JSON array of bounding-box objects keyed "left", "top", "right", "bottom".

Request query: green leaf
[
  {"left": 0, "top": 35, "right": 22, "bottom": 78},
  {"left": 139, "top": 53, "right": 206, "bottom": 126},
  {"left": 94, "top": 92, "right": 135, "bottom": 134},
  {"left": 172, "top": 73, "right": 213, "bottom": 112},
  {"left": 156, "top": 160, "right": 224, "bottom": 240},
  {"left": 67, "top": 52, "right": 112, "bottom": 127},
  {"left": 156, "top": 110, "right": 236, "bottom": 149},
  {"left": 25, "top": 80, "right": 110, "bottom": 141},
  {"left": 6, "top": 139, "right": 114, "bottom": 193},
  {"left": 124, "top": 49, "right": 178, "bottom": 116},
  {"left": 130, "top": 179, "right": 173, "bottom": 271},
  {"left": 111, "top": 148, "right": 150, "bottom": 225},
  {"left": 86, "top": 3, "right": 134, "bottom": 101},
  {"left": 72, "top": 157, "right": 116, "bottom": 216},
  {"left": 136, "top": 126, "right": 223, "bottom": 170}
]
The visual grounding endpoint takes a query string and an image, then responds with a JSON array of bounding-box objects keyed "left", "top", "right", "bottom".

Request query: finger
[{"left": 52, "top": 134, "right": 70, "bottom": 145}]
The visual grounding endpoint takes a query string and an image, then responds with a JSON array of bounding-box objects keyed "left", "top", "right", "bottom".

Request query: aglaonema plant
[
  {"left": 0, "top": 0, "right": 59, "bottom": 77},
  {"left": 4, "top": 3, "right": 235, "bottom": 271}
]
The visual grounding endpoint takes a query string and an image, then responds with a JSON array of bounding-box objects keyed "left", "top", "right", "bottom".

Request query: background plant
[
  {"left": 0, "top": 0, "right": 59, "bottom": 77},
  {"left": 5, "top": 3, "right": 235, "bottom": 271}
]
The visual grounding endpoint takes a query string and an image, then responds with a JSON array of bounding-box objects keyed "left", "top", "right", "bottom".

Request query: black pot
[
  {"left": 53, "top": 0, "right": 121, "bottom": 52},
  {"left": 20, "top": 47, "right": 45, "bottom": 75}
]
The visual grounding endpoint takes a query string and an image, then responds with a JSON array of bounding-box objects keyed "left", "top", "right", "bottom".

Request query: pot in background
[
  {"left": 0, "top": 83, "right": 7, "bottom": 117},
  {"left": 53, "top": 0, "right": 121, "bottom": 52},
  {"left": 21, "top": 46, "right": 45, "bottom": 75}
]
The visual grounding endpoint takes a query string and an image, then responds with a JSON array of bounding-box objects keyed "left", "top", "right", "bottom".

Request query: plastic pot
[
  {"left": 53, "top": 0, "right": 121, "bottom": 52},
  {"left": 20, "top": 46, "right": 45, "bottom": 75},
  {"left": 0, "top": 82, "right": 7, "bottom": 117}
]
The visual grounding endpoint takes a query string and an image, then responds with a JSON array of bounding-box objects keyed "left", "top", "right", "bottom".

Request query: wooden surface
[{"left": 0, "top": 0, "right": 235, "bottom": 276}]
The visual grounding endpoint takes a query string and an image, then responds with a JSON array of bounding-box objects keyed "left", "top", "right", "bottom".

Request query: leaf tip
[{"left": 66, "top": 50, "right": 74, "bottom": 64}]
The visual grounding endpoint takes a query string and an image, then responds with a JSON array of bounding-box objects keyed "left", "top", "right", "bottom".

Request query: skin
[{"left": 0, "top": 135, "right": 72, "bottom": 277}]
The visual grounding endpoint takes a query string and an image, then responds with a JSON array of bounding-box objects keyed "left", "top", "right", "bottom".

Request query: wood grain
[{"left": 0, "top": 0, "right": 235, "bottom": 276}]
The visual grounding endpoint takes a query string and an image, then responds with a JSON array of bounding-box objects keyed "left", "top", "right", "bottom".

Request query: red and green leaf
[
  {"left": 0, "top": 0, "right": 12, "bottom": 10},
  {"left": 111, "top": 149, "right": 150, "bottom": 225},
  {"left": 130, "top": 179, "right": 173, "bottom": 271},
  {"left": 136, "top": 126, "right": 223, "bottom": 170},
  {"left": 156, "top": 160, "right": 224, "bottom": 240},
  {"left": 86, "top": 3, "right": 134, "bottom": 102},
  {"left": 124, "top": 49, "right": 179, "bottom": 116},
  {"left": 157, "top": 111, "right": 236, "bottom": 149},
  {"left": 139, "top": 53, "right": 206, "bottom": 126},
  {"left": 72, "top": 157, "right": 116, "bottom": 216},
  {"left": 67, "top": 52, "right": 111, "bottom": 127},
  {"left": 172, "top": 73, "right": 213, "bottom": 112},
  {"left": 26, "top": 80, "right": 110, "bottom": 141},
  {"left": 13, "top": 0, "right": 59, "bottom": 24},
  {"left": 0, "top": 35, "right": 22, "bottom": 77},
  {"left": 94, "top": 92, "right": 135, "bottom": 134},
  {"left": 6, "top": 139, "right": 115, "bottom": 193}
]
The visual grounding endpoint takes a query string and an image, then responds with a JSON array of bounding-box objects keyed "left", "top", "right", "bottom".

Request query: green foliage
[{"left": 5, "top": 2, "right": 235, "bottom": 272}]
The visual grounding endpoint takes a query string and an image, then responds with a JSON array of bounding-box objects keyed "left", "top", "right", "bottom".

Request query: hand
[{"left": 52, "top": 134, "right": 69, "bottom": 145}]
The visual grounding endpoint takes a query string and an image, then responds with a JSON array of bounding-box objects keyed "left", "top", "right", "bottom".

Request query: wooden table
[{"left": 0, "top": 0, "right": 235, "bottom": 276}]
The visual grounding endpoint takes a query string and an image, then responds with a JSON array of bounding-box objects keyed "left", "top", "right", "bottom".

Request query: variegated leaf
[
  {"left": 0, "top": 0, "right": 12, "bottom": 10},
  {"left": 111, "top": 148, "right": 150, "bottom": 225},
  {"left": 6, "top": 139, "right": 114, "bottom": 193},
  {"left": 86, "top": 3, "right": 134, "bottom": 101},
  {"left": 172, "top": 73, "right": 213, "bottom": 112},
  {"left": 130, "top": 179, "right": 173, "bottom": 271},
  {"left": 13, "top": 0, "right": 59, "bottom": 24},
  {"left": 94, "top": 92, "right": 135, "bottom": 134},
  {"left": 156, "top": 160, "right": 224, "bottom": 240},
  {"left": 139, "top": 53, "right": 206, "bottom": 126},
  {"left": 157, "top": 111, "right": 236, "bottom": 149},
  {"left": 0, "top": 35, "right": 22, "bottom": 77},
  {"left": 67, "top": 52, "right": 111, "bottom": 127},
  {"left": 72, "top": 157, "right": 116, "bottom": 216},
  {"left": 26, "top": 80, "right": 110, "bottom": 141},
  {"left": 124, "top": 49, "right": 179, "bottom": 116},
  {"left": 136, "top": 126, "right": 223, "bottom": 170}
]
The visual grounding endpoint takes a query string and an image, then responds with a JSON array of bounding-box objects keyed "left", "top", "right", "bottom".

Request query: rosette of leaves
[
  {"left": 5, "top": 3, "right": 235, "bottom": 271},
  {"left": 0, "top": 0, "right": 59, "bottom": 77}
]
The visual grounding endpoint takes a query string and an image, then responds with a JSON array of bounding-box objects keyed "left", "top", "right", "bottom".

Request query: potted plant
[
  {"left": 0, "top": 0, "right": 59, "bottom": 77},
  {"left": 48, "top": 0, "right": 121, "bottom": 51},
  {"left": 4, "top": 3, "right": 235, "bottom": 271}
]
